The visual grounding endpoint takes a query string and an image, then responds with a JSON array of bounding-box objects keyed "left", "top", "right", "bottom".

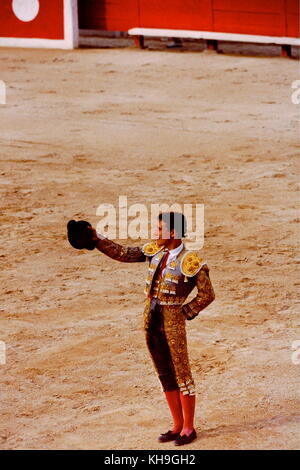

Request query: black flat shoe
[
  {"left": 158, "top": 430, "right": 181, "bottom": 443},
  {"left": 174, "top": 429, "right": 197, "bottom": 446}
]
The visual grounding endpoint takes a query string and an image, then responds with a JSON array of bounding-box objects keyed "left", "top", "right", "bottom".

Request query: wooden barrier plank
[
  {"left": 213, "top": 0, "right": 285, "bottom": 14},
  {"left": 79, "top": 0, "right": 139, "bottom": 31},
  {"left": 286, "top": 0, "right": 299, "bottom": 15},
  {"left": 137, "top": 0, "right": 213, "bottom": 31},
  {"left": 286, "top": 14, "right": 299, "bottom": 37},
  {"left": 78, "top": 0, "right": 299, "bottom": 42},
  {"left": 213, "top": 11, "right": 286, "bottom": 36}
]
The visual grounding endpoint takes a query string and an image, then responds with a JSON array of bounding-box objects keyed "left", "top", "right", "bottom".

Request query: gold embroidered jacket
[
  {"left": 95, "top": 235, "right": 215, "bottom": 395},
  {"left": 95, "top": 235, "right": 215, "bottom": 320}
]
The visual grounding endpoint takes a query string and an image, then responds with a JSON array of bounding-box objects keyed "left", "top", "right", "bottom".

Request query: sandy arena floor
[{"left": 0, "top": 42, "right": 299, "bottom": 450}]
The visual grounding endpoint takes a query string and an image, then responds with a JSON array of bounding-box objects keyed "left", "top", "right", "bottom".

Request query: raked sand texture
[{"left": 0, "top": 45, "right": 299, "bottom": 450}]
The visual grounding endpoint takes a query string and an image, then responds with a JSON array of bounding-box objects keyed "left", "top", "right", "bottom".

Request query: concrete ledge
[{"left": 128, "top": 28, "right": 300, "bottom": 46}]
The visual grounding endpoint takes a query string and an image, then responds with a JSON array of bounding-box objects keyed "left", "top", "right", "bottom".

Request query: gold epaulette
[
  {"left": 180, "top": 251, "right": 206, "bottom": 277},
  {"left": 142, "top": 240, "right": 164, "bottom": 257}
]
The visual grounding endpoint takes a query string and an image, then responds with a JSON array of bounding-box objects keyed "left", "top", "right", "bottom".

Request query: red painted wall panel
[
  {"left": 286, "top": 0, "right": 299, "bottom": 15},
  {"left": 79, "top": 0, "right": 300, "bottom": 38},
  {"left": 213, "top": 11, "right": 286, "bottom": 36},
  {"left": 79, "top": 0, "right": 139, "bottom": 31},
  {"left": 285, "top": 0, "right": 299, "bottom": 37},
  {"left": 286, "top": 14, "right": 299, "bottom": 37},
  {"left": 0, "top": 0, "right": 64, "bottom": 40},
  {"left": 213, "top": 0, "right": 285, "bottom": 14},
  {"left": 138, "top": 0, "right": 213, "bottom": 31},
  {"left": 212, "top": 0, "right": 286, "bottom": 36}
]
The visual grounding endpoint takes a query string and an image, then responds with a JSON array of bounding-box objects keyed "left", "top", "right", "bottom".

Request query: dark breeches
[{"left": 146, "top": 300, "right": 179, "bottom": 392}]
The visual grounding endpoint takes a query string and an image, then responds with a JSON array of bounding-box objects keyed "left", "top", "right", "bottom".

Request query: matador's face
[{"left": 156, "top": 220, "right": 174, "bottom": 246}]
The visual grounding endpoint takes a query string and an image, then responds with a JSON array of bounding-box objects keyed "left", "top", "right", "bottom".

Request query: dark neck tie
[{"left": 159, "top": 249, "right": 170, "bottom": 274}]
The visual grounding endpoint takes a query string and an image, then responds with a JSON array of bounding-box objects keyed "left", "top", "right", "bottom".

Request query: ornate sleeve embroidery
[
  {"left": 182, "top": 265, "right": 215, "bottom": 320},
  {"left": 96, "top": 233, "right": 147, "bottom": 263}
]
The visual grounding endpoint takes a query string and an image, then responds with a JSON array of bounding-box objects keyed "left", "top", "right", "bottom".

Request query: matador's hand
[
  {"left": 87, "top": 226, "right": 100, "bottom": 243},
  {"left": 67, "top": 220, "right": 97, "bottom": 251}
]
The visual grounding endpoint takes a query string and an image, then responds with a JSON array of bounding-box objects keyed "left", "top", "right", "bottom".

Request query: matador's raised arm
[
  {"left": 67, "top": 220, "right": 152, "bottom": 262},
  {"left": 94, "top": 231, "right": 147, "bottom": 263}
]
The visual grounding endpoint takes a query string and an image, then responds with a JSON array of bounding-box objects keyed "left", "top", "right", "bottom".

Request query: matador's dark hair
[{"left": 158, "top": 211, "right": 187, "bottom": 238}]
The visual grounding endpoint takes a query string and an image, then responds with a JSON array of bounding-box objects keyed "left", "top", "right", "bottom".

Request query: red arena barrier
[
  {"left": 0, "top": 0, "right": 299, "bottom": 50},
  {"left": 0, "top": 0, "right": 78, "bottom": 48},
  {"left": 78, "top": 0, "right": 299, "bottom": 39},
  {"left": 80, "top": 0, "right": 300, "bottom": 54}
]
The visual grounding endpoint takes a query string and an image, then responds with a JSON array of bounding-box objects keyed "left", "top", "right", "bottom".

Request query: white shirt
[{"left": 162, "top": 241, "right": 184, "bottom": 276}]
